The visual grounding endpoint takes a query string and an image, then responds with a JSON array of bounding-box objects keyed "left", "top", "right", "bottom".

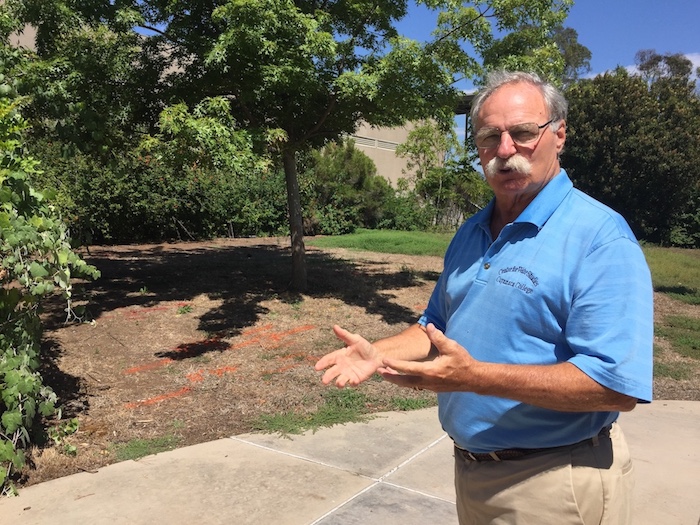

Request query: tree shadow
[
  {"left": 656, "top": 285, "right": 697, "bottom": 297},
  {"left": 42, "top": 240, "right": 439, "bottom": 340},
  {"left": 38, "top": 337, "right": 86, "bottom": 419}
]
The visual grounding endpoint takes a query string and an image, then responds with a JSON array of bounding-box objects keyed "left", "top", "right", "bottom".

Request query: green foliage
[
  {"left": 552, "top": 25, "right": 591, "bottom": 85},
  {"left": 47, "top": 417, "right": 79, "bottom": 456},
  {"left": 396, "top": 121, "right": 491, "bottom": 229},
  {"left": 0, "top": 97, "right": 99, "bottom": 494},
  {"left": 653, "top": 361, "right": 693, "bottom": 381},
  {"left": 29, "top": 98, "right": 289, "bottom": 242},
  {"left": 253, "top": 388, "right": 372, "bottom": 435},
  {"left": 563, "top": 56, "right": 700, "bottom": 246},
  {"left": 302, "top": 140, "right": 394, "bottom": 235},
  {"left": 390, "top": 395, "right": 437, "bottom": 411}
]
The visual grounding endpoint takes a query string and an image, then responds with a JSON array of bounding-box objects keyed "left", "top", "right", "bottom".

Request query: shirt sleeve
[{"left": 566, "top": 235, "right": 654, "bottom": 402}]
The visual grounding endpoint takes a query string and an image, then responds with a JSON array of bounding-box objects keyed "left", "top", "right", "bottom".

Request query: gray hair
[{"left": 469, "top": 71, "right": 568, "bottom": 131}]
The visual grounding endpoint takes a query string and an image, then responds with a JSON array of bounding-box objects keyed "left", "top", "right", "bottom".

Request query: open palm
[{"left": 315, "top": 325, "right": 382, "bottom": 387}]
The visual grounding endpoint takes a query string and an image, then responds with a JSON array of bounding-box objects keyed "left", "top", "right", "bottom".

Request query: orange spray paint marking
[
  {"left": 123, "top": 323, "right": 316, "bottom": 409},
  {"left": 124, "top": 358, "right": 174, "bottom": 375},
  {"left": 127, "top": 367, "right": 239, "bottom": 408},
  {"left": 125, "top": 387, "right": 192, "bottom": 409}
]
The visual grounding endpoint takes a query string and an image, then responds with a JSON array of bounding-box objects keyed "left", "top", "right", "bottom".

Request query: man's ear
[{"left": 555, "top": 120, "right": 566, "bottom": 153}]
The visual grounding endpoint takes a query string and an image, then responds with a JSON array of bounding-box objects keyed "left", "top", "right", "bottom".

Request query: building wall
[
  {"left": 8, "top": 23, "right": 36, "bottom": 50},
  {"left": 350, "top": 121, "right": 417, "bottom": 186}
]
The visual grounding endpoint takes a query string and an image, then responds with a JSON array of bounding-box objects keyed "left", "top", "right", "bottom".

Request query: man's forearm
[
  {"left": 373, "top": 323, "right": 433, "bottom": 362},
  {"left": 471, "top": 361, "right": 637, "bottom": 412}
]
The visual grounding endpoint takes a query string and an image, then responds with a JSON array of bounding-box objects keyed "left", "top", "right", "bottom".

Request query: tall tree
[
  {"left": 5, "top": 0, "right": 572, "bottom": 290},
  {"left": 562, "top": 58, "right": 700, "bottom": 245},
  {"left": 552, "top": 25, "right": 591, "bottom": 85}
]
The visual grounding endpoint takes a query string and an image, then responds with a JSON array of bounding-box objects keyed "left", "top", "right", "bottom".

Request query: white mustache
[{"left": 484, "top": 155, "right": 532, "bottom": 179}]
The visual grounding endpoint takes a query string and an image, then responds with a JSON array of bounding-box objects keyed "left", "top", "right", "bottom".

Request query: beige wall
[
  {"left": 350, "top": 121, "right": 417, "bottom": 186},
  {"left": 8, "top": 23, "right": 36, "bottom": 51}
]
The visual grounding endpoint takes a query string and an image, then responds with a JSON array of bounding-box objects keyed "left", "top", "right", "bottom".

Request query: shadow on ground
[{"left": 42, "top": 239, "right": 439, "bottom": 351}]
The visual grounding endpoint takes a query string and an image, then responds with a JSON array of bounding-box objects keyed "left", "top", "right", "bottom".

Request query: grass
[
  {"left": 307, "top": 228, "right": 454, "bottom": 257},
  {"left": 112, "top": 435, "right": 181, "bottom": 461},
  {"left": 253, "top": 387, "right": 438, "bottom": 436},
  {"left": 389, "top": 396, "right": 437, "bottom": 411},
  {"left": 309, "top": 231, "right": 700, "bottom": 304},
  {"left": 642, "top": 245, "right": 700, "bottom": 305},
  {"left": 253, "top": 388, "right": 372, "bottom": 435},
  {"left": 654, "top": 316, "right": 700, "bottom": 360},
  {"left": 653, "top": 361, "right": 693, "bottom": 380}
]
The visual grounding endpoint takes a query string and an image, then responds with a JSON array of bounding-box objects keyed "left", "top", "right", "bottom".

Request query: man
[{"left": 315, "top": 70, "right": 653, "bottom": 524}]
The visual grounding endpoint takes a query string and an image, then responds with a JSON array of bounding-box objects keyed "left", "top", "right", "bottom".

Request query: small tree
[
  {"left": 304, "top": 140, "right": 393, "bottom": 235},
  {"left": 396, "top": 121, "right": 490, "bottom": 229}
]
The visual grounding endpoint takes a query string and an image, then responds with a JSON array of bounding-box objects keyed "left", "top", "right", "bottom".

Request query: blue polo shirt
[{"left": 419, "top": 170, "right": 653, "bottom": 452}]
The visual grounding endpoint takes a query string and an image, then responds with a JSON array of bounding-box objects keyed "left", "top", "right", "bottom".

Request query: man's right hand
[{"left": 314, "top": 325, "right": 383, "bottom": 388}]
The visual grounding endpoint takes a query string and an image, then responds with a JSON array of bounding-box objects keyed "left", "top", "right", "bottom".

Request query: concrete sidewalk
[{"left": 0, "top": 401, "right": 698, "bottom": 525}]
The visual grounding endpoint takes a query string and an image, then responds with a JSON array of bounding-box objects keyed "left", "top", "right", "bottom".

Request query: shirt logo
[{"left": 496, "top": 266, "right": 539, "bottom": 295}]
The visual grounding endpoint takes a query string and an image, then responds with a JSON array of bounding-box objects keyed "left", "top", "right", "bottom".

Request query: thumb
[
  {"left": 425, "top": 323, "right": 457, "bottom": 355},
  {"left": 333, "top": 324, "right": 354, "bottom": 345}
]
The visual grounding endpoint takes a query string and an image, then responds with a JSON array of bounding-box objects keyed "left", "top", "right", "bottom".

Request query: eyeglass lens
[{"left": 476, "top": 122, "right": 547, "bottom": 149}]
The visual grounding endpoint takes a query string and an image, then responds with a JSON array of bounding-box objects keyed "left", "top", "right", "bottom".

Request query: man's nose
[{"left": 496, "top": 131, "right": 517, "bottom": 158}]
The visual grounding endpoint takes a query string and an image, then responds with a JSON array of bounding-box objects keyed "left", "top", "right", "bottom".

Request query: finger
[
  {"left": 381, "top": 357, "right": 429, "bottom": 377},
  {"left": 315, "top": 350, "right": 340, "bottom": 371},
  {"left": 320, "top": 365, "right": 343, "bottom": 385},
  {"left": 379, "top": 370, "right": 422, "bottom": 388}
]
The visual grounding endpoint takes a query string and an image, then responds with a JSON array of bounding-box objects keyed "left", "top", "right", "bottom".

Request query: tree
[
  {"left": 304, "top": 139, "right": 394, "bottom": 235},
  {"left": 6, "top": 0, "right": 573, "bottom": 291},
  {"left": 562, "top": 58, "right": 700, "bottom": 246},
  {"left": 396, "top": 120, "right": 490, "bottom": 229},
  {"left": 552, "top": 25, "right": 591, "bottom": 85},
  {"left": 5, "top": 1, "right": 163, "bottom": 157}
]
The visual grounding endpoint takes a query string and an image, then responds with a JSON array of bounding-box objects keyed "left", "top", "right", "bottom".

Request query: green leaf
[
  {"left": 28, "top": 261, "right": 49, "bottom": 278},
  {"left": 1, "top": 410, "right": 22, "bottom": 434}
]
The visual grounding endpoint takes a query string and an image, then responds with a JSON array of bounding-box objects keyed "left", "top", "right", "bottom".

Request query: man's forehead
[{"left": 477, "top": 82, "right": 547, "bottom": 124}]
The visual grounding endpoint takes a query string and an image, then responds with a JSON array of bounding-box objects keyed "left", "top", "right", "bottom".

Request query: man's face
[{"left": 475, "top": 82, "right": 566, "bottom": 203}]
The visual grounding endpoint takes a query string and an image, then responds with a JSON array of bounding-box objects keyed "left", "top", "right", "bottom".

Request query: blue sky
[
  {"left": 396, "top": 0, "right": 700, "bottom": 79},
  {"left": 395, "top": 0, "right": 700, "bottom": 140}
]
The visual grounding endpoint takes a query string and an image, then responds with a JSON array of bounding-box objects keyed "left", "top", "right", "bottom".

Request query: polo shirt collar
[
  {"left": 473, "top": 169, "right": 573, "bottom": 232},
  {"left": 516, "top": 169, "right": 573, "bottom": 229}
]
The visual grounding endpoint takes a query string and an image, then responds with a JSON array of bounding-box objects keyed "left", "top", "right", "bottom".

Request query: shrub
[{"left": 0, "top": 98, "right": 99, "bottom": 494}]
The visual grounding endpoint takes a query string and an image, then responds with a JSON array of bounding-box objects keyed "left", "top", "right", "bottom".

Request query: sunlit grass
[
  {"left": 643, "top": 245, "right": 700, "bottom": 305},
  {"left": 307, "top": 228, "right": 453, "bottom": 257}
]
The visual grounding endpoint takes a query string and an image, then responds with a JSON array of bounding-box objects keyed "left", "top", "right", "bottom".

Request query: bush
[
  {"left": 0, "top": 98, "right": 99, "bottom": 495},
  {"left": 29, "top": 98, "right": 291, "bottom": 242}
]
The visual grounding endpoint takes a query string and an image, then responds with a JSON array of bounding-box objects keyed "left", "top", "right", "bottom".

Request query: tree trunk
[{"left": 282, "top": 149, "right": 307, "bottom": 292}]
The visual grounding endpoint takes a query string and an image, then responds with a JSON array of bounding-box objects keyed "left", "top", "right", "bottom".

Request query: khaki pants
[{"left": 454, "top": 423, "right": 634, "bottom": 525}]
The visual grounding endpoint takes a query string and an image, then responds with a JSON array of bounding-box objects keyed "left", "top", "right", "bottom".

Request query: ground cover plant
[{"left": 10, "top": 232, "right": 700, "bottom": 490}]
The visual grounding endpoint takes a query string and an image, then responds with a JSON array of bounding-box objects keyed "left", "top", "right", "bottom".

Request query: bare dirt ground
[{"left": 23, "top": 237, "right": 700, "bottom": 487}]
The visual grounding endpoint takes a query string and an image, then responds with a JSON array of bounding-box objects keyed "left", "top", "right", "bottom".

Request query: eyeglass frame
[{"left": 474, "top": 119, "right": 557, "bottom": 150}]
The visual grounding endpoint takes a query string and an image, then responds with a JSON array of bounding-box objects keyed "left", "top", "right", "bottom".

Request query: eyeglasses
[{"left": 475, "top": 119, "right": 555, "bottom": 149}]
